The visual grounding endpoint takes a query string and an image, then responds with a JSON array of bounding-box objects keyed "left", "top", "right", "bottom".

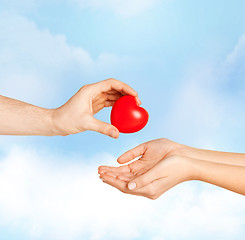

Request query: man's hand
[
  {"left": 52, "top": 78, "right": 140, "bottom": 138},
  {"left": 0, "top": 78, "right": 139, "bottom": 137}
]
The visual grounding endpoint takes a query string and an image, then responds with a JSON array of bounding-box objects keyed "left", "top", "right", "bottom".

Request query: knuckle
[
  {"left": 138, "top": 178, "right": 146, "bottom": 188},
  {"left": 160, "top": 138, "right": 170, "bottom": 144},
  {"left": 147, "top": 185, "right": 156, "bottom": 197},
  {"left": 80, "top": 84, "right": 90, "bottom": 91},
  {"left": 106, "top": 78, "right": 120, "bottom": 85},
  {"left": 102, "top": 79, "right": 109, "bottom": 83},
  {"left": 146, "top": 186, "right": 158, "bottom": 200},
  {"left": 107, "top": 77, "right": 117, "bottom": 81},
  {"left": 120, "top": 189, "right": 128, "bottom": 194},
  {"left": 149, "top": 194, "right": 158, "bottom": 200},
  {"left": 101, "top": 79, "right": 112, "bottom": 88},
  {"left": 129, "top": 151, "right": 135, "bottom": 159},
  {"left": 147, "top": 195, "right": 154, "bottom": 200},
  {"left": 104, "top": 125, "right": 112, "bottom": 133},
  {"left": 104, "top": 78, "right": 113, "bottom": 83},
  {"left": 142, "top": 143, "right": 147, "bottom": 153}
]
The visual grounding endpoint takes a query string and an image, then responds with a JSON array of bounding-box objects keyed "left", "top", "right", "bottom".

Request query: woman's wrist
[
  {"left": 168, "top": 155, "right": 199, "bottom": 183},
  {"left": 181, "top": 156, "right": 200, "bottom": 181},
  {"left": 173, "top": 144, "right": 198, "bottom": 159},
  {"left": 175, "top": 144, "right": 211, "bottom": 163}
]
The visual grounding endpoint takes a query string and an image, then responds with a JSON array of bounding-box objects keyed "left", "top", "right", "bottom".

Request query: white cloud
[
  {"left": 0, "top": 147, "right": 151, "bottom": 239},
  {"left": 0, "top": 146, "right": 244, "bottom": 240},
  {"left": 222, "top": 34, "right": 245, "bottom": 95},
  {"left": 162, "top": 64, "right": 224, "bottom": 149},
  {"left": 0, "top": 12, "right": 91, "bottom": 105},
  {"left": 0, "top": 5, "right": 245, "bottom": 240},
  {"left": 0, "top": 12, "right": 130, "bottom": 107},
  {"left": 162, "top": 35, "right": 245, "bottom": 151},
  {"left": 225, "top": 34, "right": 245, "bottom": 67}
]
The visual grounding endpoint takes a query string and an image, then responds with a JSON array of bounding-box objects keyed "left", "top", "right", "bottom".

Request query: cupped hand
[
  {"left": 98, "top": 139, "right": 195, "bottom": 199},
  {"left": 99, "top": 138, "right": 184, "bottom": 179},
  {"left": 52, "top": 78, "right": 140, "bottom": 138}
]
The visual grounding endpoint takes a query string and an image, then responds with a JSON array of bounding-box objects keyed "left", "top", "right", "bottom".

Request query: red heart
[{"left": 110, "top": 95, "right": 149, "bottom": 133}]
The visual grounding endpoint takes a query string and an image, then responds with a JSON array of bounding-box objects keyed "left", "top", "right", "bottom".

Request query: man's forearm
[
  {"left": 0, "top": 95, "right": 58, "bottom": 136},
  {"left": 192, "top": 158, "right": 245, "bottom": 195}
]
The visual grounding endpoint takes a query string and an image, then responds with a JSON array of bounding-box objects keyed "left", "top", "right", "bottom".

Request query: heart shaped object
[{"left": 110, "top": 95, "right": 149, "bottom": 133}]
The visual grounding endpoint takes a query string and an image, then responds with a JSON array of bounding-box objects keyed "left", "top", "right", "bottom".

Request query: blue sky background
[{"left": 0, "top": 0, "right": 245, "bottom": 239}]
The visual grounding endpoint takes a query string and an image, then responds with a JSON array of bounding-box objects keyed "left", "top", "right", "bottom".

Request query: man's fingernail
[
  {"left": 136, "top": 97, "right": 141, "bottom": 106},
  {"left": 128, "top": 182, "right": 136, "bottom": 190},
  {"left": 109, "top": 130, "right": 118, "bottom": 138}
]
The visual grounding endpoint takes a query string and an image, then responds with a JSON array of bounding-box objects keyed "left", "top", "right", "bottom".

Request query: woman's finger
[
  {"left": 100, "top": 173, "right": 158, "bottom": 198},
  {"left": 127, "top": 164, "right": 162, "bottom": 190},
  {"left": 100, "top": 172, "right": 134, "bottom": 181},
  {"left": 117, "top": 143, "right": 147, "bottom": 164},
  {"left": 99, "top": 166, "right": 134, "bottom": 181},
  {"left": 100, "top": 173, "right": 128, "bottom": 193},
  {"left": 99, "top": 165, "right": 131, "bottom": 174},
  {"left": 117, "top": 174, "right": 135, "bottom": 181}
]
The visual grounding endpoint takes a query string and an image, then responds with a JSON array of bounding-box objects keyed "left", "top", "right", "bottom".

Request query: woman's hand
[
  {"left": 99, "top": 138, "right": 245, "bottom": 199},
  {"left": 98, "top": 139, "right": 195, "bottom": 199},
  {"left": 100, "top": 155, "right": 195, "bottom": 200},
  {"left": 52, "top": 78, "right": 140, "bottom": 138}
]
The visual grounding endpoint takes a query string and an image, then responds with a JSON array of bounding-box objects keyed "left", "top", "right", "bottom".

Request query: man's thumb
[{"left": 88, "top": 118, "right": 119, "bottom": 138}]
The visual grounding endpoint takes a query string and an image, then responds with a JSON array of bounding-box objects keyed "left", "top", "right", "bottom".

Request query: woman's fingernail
[
  {"left": 109, "top": 130, "right": 118, "bottom": 138},
  {"left": 128, "top": 182, "right": 136, "bottom": 190}
]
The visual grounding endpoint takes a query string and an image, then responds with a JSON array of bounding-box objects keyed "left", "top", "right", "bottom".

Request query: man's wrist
[{"left": 49, "top": 108, "right": 69, "bottom": 136}]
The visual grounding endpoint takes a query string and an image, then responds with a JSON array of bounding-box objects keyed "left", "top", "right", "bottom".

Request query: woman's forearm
[
  {"left": 181, "top": 145, "right": 245, "bottom": 167},
  {"left": 192, "top": 158, "right": 245, "bottom": 195},
  {"left": 0, "top": 95, "right": 58, "bottom": 136}
]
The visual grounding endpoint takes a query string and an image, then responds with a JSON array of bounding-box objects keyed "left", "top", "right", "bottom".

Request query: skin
[
  {"left": 98, "top": 138, "right": 245, "bottom": 199},
  {"left": 0, "top": 78, "right": 140, "bottom": 138}
]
